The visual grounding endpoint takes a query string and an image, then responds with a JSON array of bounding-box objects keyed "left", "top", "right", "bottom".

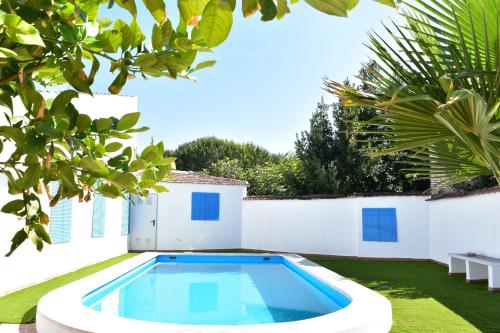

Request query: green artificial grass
[
  {"left": 1, "top": 253, "right": 499, "bottom": 332},
  {"left": 0, "top": 253, "right": 138, "bottom": 324},
  {"left": 306, "top": 257, "right": 500, "bottom": 333}
]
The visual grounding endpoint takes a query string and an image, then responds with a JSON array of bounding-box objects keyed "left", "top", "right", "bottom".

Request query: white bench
[{"left": 449, "top": 253, "right": 500, "bottom": 291}]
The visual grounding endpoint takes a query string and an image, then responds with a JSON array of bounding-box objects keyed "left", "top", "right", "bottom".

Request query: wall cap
[
  {"left": 243, "top": 191, "right": 427, "bottom": 201},
  {"left": 428, "top": 186, "right": 500, "bottom": 201}
]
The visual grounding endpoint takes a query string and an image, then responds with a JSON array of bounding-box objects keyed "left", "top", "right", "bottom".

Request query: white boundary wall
[
  {"left": 241, "top": 195, "right": 430, "bottom": 260},
  {"left": 0, "top": 94, "right": 135, "bottom": 296},
  {"left": 241, "top": 191, "right": 499, "bottom": 264},
  {"left": 430, "top": 191, "right": 500, "bottom": 264}
]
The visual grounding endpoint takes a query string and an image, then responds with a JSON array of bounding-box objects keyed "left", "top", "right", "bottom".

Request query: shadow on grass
[
  {"left": 306, "top": 257, "right": 500, "bottom": 333},
  {"left": 21, "top": 306, "right": 36, "bottom": 324}
]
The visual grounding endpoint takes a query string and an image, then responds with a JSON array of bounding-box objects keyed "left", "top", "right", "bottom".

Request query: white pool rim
[{"left": 36, "top": 252, "right": 392, "bottom": 333}]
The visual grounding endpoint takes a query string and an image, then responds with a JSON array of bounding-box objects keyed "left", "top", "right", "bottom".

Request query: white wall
[
  {"left": 242, "top": 198, "right": 359, "bottom": 256},
  {"left": 153, "top": 183, "right": 247, "bottom": 251},
  {"left": 0, "top": 93, "right": 135, "bottom": 296},
  {"left": 242, "top": 195, "right": 430, "bottom": 259},
  {"left": 430, "top": 191, "right": 500, "bottom": 264}
]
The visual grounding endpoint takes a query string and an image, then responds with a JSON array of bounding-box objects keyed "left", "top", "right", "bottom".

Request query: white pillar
[
  {"left": 466, "top": 261, "right": 488, "bottom": 282},
  {"left": 449, "top": 257, "right": 466, "bottom": 275},
  {"left": 488, "top": 265, "right": 500, "bottom": 291}
]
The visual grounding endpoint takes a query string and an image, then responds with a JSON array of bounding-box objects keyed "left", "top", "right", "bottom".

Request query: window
[
  {"left": 49, "top": 183, "right": 72, "bottom": 244},
  {"left": 92, "top": 193, "right": 106, "bottom": 237},
  {"left": 191, "top": 192, "right": 220, "bottom": 221},
  {"left": 121, "top": 197, "right": 130, "bottom": 235},
  {"left": 362, "top": 208, "right": 398, "bottom": 242}
]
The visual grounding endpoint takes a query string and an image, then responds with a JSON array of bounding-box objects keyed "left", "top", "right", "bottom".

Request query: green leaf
[
  {"left": 96, "top": 184, "right": 122, "bottom": 198},
  {"left": 0, "top": 91, "right": 13, "bottom": 111},
  {"left": 80, "top": 157, "right": 110, "bottom": 176},
  {"left": 99, "top": 30, "right": 122, "bottom": 53},
  {"left": 94, "top": 118, "right": 113, "bottom": 132},
  {"left": 276, "top": 0, "right": 291, "bottom": 19},
  {"left": 151, "top": 22, "right": 173, "bottom": 51},
  {"left": 61, "top": 61, "right": 91, "bottom": 94},
  {"left": 1, "top": 200, "right": 25, "bottom": 215},
  {"left": 178, "top": 0, "right": 211, "bottom": 24},
  {"left": 57, "top": 163, "right": 79, "bottom": 193},
  {"left": 258, "top": 0, "right": 277, "bottom": 21},
  {"left": 125, "top": 126, "right": 150, "bottom": 133},
  {"left": 105, "top": 142, "right": 123, "bottom": 152},
  {"left": 114, "top": 20, "right": 132, "bottom": 51},
  {"left": 130, "top": 19, "right": 145, "bottom": 48},
  {"left": 23, "top": 164, "right": 41, "bottom": 188},
  {"left": 32, "top": 223, "right": 51, "bottom": 244},
  {"left": 115, "top": 0, "right": 137, "bottom": 16},
  {"left": 129, "top": 158, "right": 147, "bottom": 171},
  {"left": 117, "top": 112, "right": 141, "bottom": 131},
  {"left": 373, "top": 0, "right": 396, "bottom": 7},
  {"left": 76, "top": 114, "right": 92, "bottom": 131},
  {"left": 0, "top": 47, "right": 18, "bottom": 58},
  {"left": 50, "top": 90, "right": 78, "bottom": 117},
  {"left": 0, "top": 14, "right": 45, "bottom": 46},
  {"left": 140, "top": 145, "right": 158, "bottom": 162},
  {"left": 6, "top": 229, "right": 28, "bottom": 256},
  {"left": 30, "top": 233, "right": 44, "bottom": 252},
  {"left": 142, "top": 0, "right": 167, "bottom": 23},
  {"left": 0, "top": 126, "right": 24, "bottom": 144},
  {"left": 152, "top": 184, "right": 169, "bottom": 192},
  {"left": 242, "top": 0, "right": 258, "bottom": 17},
  {"left": 108, "top": 68, "right": 128, "bottom": 95},
  {"left": 304, "top": 0, "right": 358, "bottom": 16},
  {"left": 109, "top": 172, "right": 138, "bottom": 187},
  {"left": 193, "top": 60, "right": 216, "bottom": 72},
  {"left": 152, "top": 24, "right": 163, "bottom": 50},
  {"left": 192, "top": 0, "right": 233, "bottom": 48}
]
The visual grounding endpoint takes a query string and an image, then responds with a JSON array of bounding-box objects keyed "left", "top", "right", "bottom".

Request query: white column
[
  {"left": 488, "top": 265, "right": 500, "bottom": 291},
  {"left": 466, "top": 261, "right": 488, "bottom": 282},
  {"left": 449, "top": 257, "right": 466, "bottom": 275}
]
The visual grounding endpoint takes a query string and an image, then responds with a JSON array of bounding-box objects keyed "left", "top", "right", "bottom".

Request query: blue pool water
[{"left": 82, "top": 255, "right": 351, "bottom": 325}]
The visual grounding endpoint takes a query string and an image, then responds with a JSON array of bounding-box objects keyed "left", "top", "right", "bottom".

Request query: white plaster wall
[
  {"left": 429, "top": 192, "right": 500, "bottom": 264},
  {"left": 0, "top": 93, "right": 135, "bottom": 296},
  {"left": 153, "top": 183, "right": 247, "bottom": 251},
  {"left": 242, "top": 196, "right": 430, "bottom": 259},
  {"left": 241, "top": 199, "right": 359, "bottom": 256}
]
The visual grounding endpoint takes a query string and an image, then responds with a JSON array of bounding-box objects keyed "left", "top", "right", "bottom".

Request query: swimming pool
[{"left": 37, "top": 253, "right": 392, "bottom": 332}]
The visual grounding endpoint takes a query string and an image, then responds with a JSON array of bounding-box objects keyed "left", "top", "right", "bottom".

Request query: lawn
[
  {"left": 1, "top": 253, "right": 499, "bottom": 332},
  {"left": 0, "top": 253, "right": 138, "bottom": 323},
  {"left": 307, "top": 257, "right": 500, "bottom": 333}
]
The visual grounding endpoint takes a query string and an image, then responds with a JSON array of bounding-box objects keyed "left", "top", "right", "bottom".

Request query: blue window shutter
[
  {"left": 191, "top": 192, "right": 220, "bottom": 221},
  {"left": 362, "top": 208, "right": 380, "bottom": 241},
  {"left": 378, "top": 208, "right": 398, "bottom": 242},
  {"left": 121, "top": 197, "right": 130, "bottom": 235},
  {"left": 92, "top": 194, "right": 106, "bottom": 237},
  {"left": 49, "top": 183, "right": 72, "bottom": 244},
  {"left": 362, "top": 208, "right": 397, "bottom": 242}
]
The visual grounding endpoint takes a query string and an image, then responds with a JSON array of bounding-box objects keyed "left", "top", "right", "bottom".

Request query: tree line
[{"left": 166, "top": 65, "right": 431, "bottom": 196}]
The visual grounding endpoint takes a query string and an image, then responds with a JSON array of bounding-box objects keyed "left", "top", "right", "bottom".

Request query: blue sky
[{"left": 92, "top": 1, "right": 397, "bottom": 153}]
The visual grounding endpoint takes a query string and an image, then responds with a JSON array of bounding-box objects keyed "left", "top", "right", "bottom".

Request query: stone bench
[{"left": 449, "top": 253, "right": 500, "bottom": 291}]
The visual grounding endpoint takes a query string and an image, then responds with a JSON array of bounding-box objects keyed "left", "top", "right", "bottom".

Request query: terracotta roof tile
[{"left": 167, "top": 171, "right": 248, "bottom": 186}]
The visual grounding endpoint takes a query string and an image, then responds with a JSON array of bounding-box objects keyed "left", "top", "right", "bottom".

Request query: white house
[{"left": 129, "top": 170, "right": 248, "bottom": 251}]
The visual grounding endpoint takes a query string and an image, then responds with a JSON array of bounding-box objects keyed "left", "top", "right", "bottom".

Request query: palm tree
[{"left": 324, "top": 0, "right": 499, "bottom": 188}]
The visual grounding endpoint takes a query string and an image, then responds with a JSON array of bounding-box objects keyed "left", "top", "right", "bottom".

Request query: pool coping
[{"left": 36, "top": 252, "right": 392, "bottom": 333}]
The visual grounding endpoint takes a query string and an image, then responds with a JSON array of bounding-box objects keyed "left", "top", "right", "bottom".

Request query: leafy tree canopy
[{"left": 165, "top": 136, "right": 281, "bottom": 171}]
